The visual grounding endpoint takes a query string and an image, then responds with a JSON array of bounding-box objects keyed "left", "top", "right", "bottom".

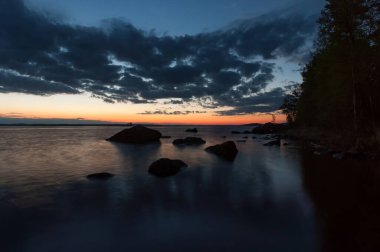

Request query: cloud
[
  {"left": 139, "top": 110, "right": 207, "bottom": 115},
  {"left": 0, "top": 0, "right": 319, "bottom": 115},
  {"left": 215, "top": 88, "right": 286, "bottom": 116}
]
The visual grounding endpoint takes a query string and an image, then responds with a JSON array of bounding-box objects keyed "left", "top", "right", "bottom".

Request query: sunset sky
[{"left": 0, "top": 0, "right": 324, "bottom": 125}]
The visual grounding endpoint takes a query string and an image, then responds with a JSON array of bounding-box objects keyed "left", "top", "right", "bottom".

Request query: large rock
[
  {"left": 148, "top": 158, "right": 188, "bottom": 177},
  {"left": 106, "top": 125, "right": 161, "bottom": 144},
  {"left": 86, "top": 172, "right": 114, "bottom": 180},
  {"left": 173, "top": 137, "right": 206, "bottom": 146},
  {"left": 252, "top": 123, "right": 287, "bottom": 134},
  {"left": 205, "top": 141, "right": 238, "bottom": 161}
]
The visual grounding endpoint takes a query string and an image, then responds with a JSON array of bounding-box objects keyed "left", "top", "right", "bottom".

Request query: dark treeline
[{"left": 282, "top": 0, "right": 380, "bottom": 149}]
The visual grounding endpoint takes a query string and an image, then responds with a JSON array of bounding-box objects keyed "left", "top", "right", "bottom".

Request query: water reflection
[
  {"left": 301, "top": 151, "right": 380, "bottom": 252},
  {"left": 0, "top": 126, "right": 317, "bottom": 252}
]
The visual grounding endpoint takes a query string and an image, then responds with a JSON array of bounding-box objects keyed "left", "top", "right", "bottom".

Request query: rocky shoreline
[{"left": 285, "top": 127, "right": 380, "bottom": 160}]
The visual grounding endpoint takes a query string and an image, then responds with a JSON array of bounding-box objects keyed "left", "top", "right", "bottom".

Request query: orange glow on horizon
[
  {"left": 2, "top": 112, "right": 286, "bottom": 125},
  {"left": 0, "top": 93, "right": 286, "bottom": 125}
]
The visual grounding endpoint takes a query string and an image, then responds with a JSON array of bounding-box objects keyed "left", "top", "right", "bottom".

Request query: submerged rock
[
  {"left": 185, "top": 128, "right": 198, "bottom": 133},
  {"left": 237, "top": 140, "right": 247, "bottom": 143},
  {"left": 264, "top": 139, "right": 281, "bottom": 146},
  {"left": 205, "top": 141, "right": 238, "bottom": 161},
  {"left": 106, "top": 125, "right": 161, "bottom": 144},
  {"left": 148, "top": 158, "right": 188, "bottom": 177},
  {"left": 86, "top": 172, "right": 115, "bottom": 180},
  {"left": 173, "top": 137, "right": 206, "bottom": 146},
  {"left": 231, "top": 131, "right": 241, "bottom": 134}
]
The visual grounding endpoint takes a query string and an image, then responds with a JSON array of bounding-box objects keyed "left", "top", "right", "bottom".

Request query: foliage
[{"left": 282, "top": 0, "right": 380, "bottom": 136}]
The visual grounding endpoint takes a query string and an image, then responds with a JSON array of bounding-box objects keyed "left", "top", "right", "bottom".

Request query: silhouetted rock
[
  {"left": 237, "top": 140, "right": 246, "bottom": 143},
  {"left": 86, "top": 172, "right": 114, "bottom": 180},
  {"left": 231, "top": 131, "right": 241, "bottom": 134},
  {"left": 185, "top": 128, "right": 198, "bottom": 133},
  {"left": 252, "top": 136, "right": 257, "bottom": 139},
  {"left": 172, "top": 137, "right": 206, "bottom": 146},
  {"left": 221, "top": 136, "right": 227, "bottom": 138},
  {"left": 148, "top": 158, "right": 187, "bottom": 177},
  {"left": 205, "top": 141, "right": 238, "bottom": 161},
  {"left": 242, "top": 136, "right": 248, "bottom": 139},
  {"left": 243, "top": 130, "right": 252, "bottom": 134},
  {"left": 264, "top": 139, "right": 281, "bottom": 146},
  {"left": 161, "top": 136, "right": 172, "bottom": 139},
  {"left": 252, "top": 123, "right": 287, "bottom": 134},
  {"left": 107, "top": 125, "right": 161, "bottom": 144}
]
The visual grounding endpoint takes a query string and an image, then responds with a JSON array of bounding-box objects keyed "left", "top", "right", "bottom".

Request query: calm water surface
[{"left": 0, "top": 126, "right": 378, "bottom": 252}]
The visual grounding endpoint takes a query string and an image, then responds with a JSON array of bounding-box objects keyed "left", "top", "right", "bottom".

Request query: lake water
[{"left": 0, "top": 126, "right": 379, "bottom": 252}]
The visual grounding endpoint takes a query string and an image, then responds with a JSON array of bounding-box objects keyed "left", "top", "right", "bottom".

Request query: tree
[
  {"left": 291, "top": 0, "right": 380, "bottom": 137},
  {"left": 280, "top": 84, "right": 302, "bottom": 124}
]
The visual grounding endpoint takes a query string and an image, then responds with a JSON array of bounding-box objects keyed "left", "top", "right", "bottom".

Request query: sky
[{"left": 0, "top": 0, "right": 325, "bottom": 125}]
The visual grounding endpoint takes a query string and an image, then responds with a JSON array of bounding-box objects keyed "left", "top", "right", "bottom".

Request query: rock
[
  {"left": 231, "top": 131, "right": 241, "bottom": 134},
  {"left": 185, "top": 128, "right": 198, "bottom": 133},
  {"left": 221, "top": 136, "right": 227, "bottom": 138},
  {"left": 333, "top": 152, "right": 345, "bottom": 160},
  {"left": 107, "top": 125, "right": 161, "bottom": 144},
  {"left": 86, "top": 172, "right": 115, "bottom": 180},
  {"left": 243, "top": 130, "right": 252, "bottom": 134},
  {"left": 252, "top": 123, "right": 287, "bottom": 134},
  {"left": 173, "top": 137, "right": 206, "bottom": 146},
  {"left": 264, "top": 139, "right": 281, "bottom": 146},
  {"left": 205, "top": 141, "right": 238, "bottom": 161},
  {"left": 252, "top": 137, "right": 257, "bottom": 139},
  {"left": 237, "top": 140, "right": 246, "bottom": 143},
  {"left": 148, "top": 158, "right": 187, "bottom": 177},
  {"left": 242, "top": 136, "right": 248, "bottom": 139},
  {"left": 161, "top": 136, "right": 172, "bottom": 139},
  {"left": 283, "top": 142, "right": 289, "bottom": 146}
]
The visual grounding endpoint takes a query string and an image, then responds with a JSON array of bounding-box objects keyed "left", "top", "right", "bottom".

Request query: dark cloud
[
  {"left": 215, "top": 88, "right": 286, "bottom": 115},
  {"left": 0, "top": 0, "right": 318, "bottom": 115},
  {"left": 140, "top": 110, "right": 207, "bottom": 115}
]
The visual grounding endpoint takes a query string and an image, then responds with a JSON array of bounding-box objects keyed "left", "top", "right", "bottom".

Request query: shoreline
[{"left": 285, "top": 127, "right": 380, "bottom": 160}]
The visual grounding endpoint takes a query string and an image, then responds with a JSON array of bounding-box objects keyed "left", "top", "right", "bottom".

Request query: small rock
[
  {"left": 237, "top": 140, "right": 246, "bottom": 143},
  {"left": 242, "top": 136, "right": 248, "bottom": 139},
  {"left": 231, "top": 131, "right": 241, "bottom": 134},
  {"left": 148, "top": 158, "right": 187, "bottom": 177},
  {"left": 161, "top": 136, "right": 172, "bottom": 139},
  {"left": 185, "top": 128, "right": 198, "bottom": 133},
  {"left": 87, "top": 172, "right": 115, "bottom": 180},
  {"left": 205, "top": 141, "right": 238, "bottom": 161},
  {"left": 264, "top": 139, "right": 281, "bottom": 146},
  {"left": 252, "top": 123, "right": 287, "bottom": 134},
  {"left": 173, "top": 137, "right": 206, "bottom": 146},
  {"left": 243, "top": 131, "right": 252, "bottom": 134},
  {"left": 333, "top": 152, "right": 345, "bottom": 160}
]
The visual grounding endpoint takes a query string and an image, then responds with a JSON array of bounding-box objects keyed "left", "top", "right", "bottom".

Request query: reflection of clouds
[{"left": 0, "top": 126, "right": 317, "bottom": 251}]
